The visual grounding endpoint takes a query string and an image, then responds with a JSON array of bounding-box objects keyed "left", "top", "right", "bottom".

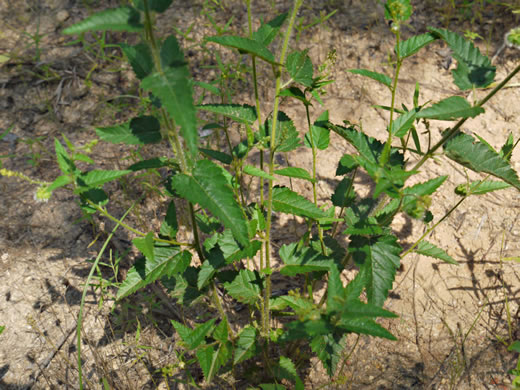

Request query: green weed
[{"left": 3, "top": 0, "right": 519, "bottom": 388}]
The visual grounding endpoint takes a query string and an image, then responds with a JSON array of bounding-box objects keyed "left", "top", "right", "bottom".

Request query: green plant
[{"left": 25, "top": 0, "right": 519, "bottom": 387}]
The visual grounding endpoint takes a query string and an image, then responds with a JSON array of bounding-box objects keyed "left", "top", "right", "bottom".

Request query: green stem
[
  {"left": 189, "top": 202, "right": 204, "bottom": 261},
  {"left": 246, "top": 0, "right": 265, "bottom": 272},
  {"left": 331, "top": 168, "right": 358, "bottom": 238},
  {"left": 401, "top": 196, "right": 464, "bottom": 260},
  {"left": 211, "top": 281, "right": 234, "bottom": 338},
  {"left": 305, "top": 104, "right": 326, "bottom": 255},
  {"left": 263, "top": 0, "right": 304, "bottom": 338},
  {"left": 380, "top": 32, "right": 402, "bottom": 167},
  {"left": 401, "top": 173, "right": 498, "bottom": 260},
  {"left": 305, "top": 105, "right": 318, "bottom": 204},
  {"left": 411, "top": 63, "right": 520, "bottom": 173},
  {"left": 143, "top": 0, "right": 190, "bottom": 173},
  {"left": 77, "top": 201, "right": 136, "bottom": 390},
  {"left": 90, "top": 202, "right": 187, "bottom": 246}
]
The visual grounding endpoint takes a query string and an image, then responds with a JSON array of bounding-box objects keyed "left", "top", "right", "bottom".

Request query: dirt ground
[{"left": 1, "top": 0, "right": 520, "bottom": 389}]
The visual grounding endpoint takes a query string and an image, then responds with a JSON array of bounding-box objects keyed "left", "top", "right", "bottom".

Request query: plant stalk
[
  {"left": 411, "top": 63, "right": 520, "bottom": 172},
  {"left": 77, "top": 202, "right": 136, "bottom": 390},
  {"left": 305, "top": 104, "right": 326, "bottom": 254},
  {"left": 380, "top": 31, "right": 402, "bottom": 166},
  {"left": 263, "top": 0, "right": 304, "bottom": 338}
]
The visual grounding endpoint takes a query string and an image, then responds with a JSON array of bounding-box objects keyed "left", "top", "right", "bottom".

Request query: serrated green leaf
[
  {"left": 444, "top": 132, "right": 520, "bottom": 190},
  {"left": 283, "top": 318, "right": 333, "bottom": 340},
  {"left": 336, "top": 299, "right": 398, "bottom": 320},
  {"left": 279, "top": 242, "right": 335, "bottom": 276},
  {"left": 217, "top": 229, "right": 262, "bottom": 263},
  {"left": 264, "top": 111, "right": 302, "bottom": 152},
  {"left": 133, "top": 232, "right": 155, "bottom": 261},
  {"left": 272, "top": 186, "right": 327, "bottom": 219},
  {"left": 120, "top": 42, "right": 154, "bottom": 80},
  {"left": 331, "top": 177, "right": 356, "bottom": 208},
  {"left": 429, "top": 28, "right": 495, "bottom": 90},
  {"left": 336, "top": 154, "right": 359, "bottom": 175},
  {"left": 417, "top": 96, "right": 484, "bottom": 120},
  {"left": 160, "top": 201, "right": 178, "bottom": 239},
  {"left": 376, "top": 176, "right": 447, "bottom": 221},
  {"left": 62, "top": 6, "right": 143, "bottom": 34},
  {"left": 172, "top": 318, "right": 216, "bottom": 349},
  {"left": 243, "top": 165, "right": 277, "bottom": 181},
  {"left": 508, "top": 340, "right": 520, "bottom": 353},
  {"left": 343, "top": 207, "right": 383, "bottom": 236},
  {"left": 272, "top": 295, "right": 314, "bottom": 315},
  {"left": 304, "top": 111, "right": 330, "bottom": 150},
  {"left": 128, "top": 157, "right": 174, "bottom": 171},
  {"left": 96, "top": 116, "right": 162, "bottom": 145},
  {"left": 76, "top": 169, "right": 131, "bottom": 190},
  {"left": 79, "top": 189, "right": 109, "bottom": 213},
  {"left": 213, "top": 318, "right": 229, "bottom": 343},
  {"left": 234, "top": 325, "right": 258, "bottom": 364},
  {"left": 398, "top": 33, "right": 437, "bottom": 59},
  {"left": 200, "top": 148, "right": 233, "bottom": 164},
  {"left": 163, "top": 265, "right": 203, "bottom": 305},
  {"left": 117, "top": 247, "right": 189, "bottom": 300},
  {"left": 275, "top": 356, "right": 304, "bottom": 390},
  {"left": 327, "top": 266, "right": 345, "bottom": 314},
  {"left": 348, "top": 234, "right": 401, "bottom": 307},
  {"left": 338, "top": 317, "right": 397, "bottom": 340},
  {"left": 455, "top": 180, "right": 511, "bottom": 196},
  {"left": 172, "top": 160, "right": 249, "bottom": 245},
  {"left": 328, "top": 123, "right": 404, "bottom": 168},
  {"left": 133, "top": 0, "right": 173, "bottom": 13},
  {"left": 253, "top": 13, "right": 288, "bottom": 45},
  {"left": 160, "top": 35, "right": 184, "bottom": 68},
  {"left": 141, "top": 66, "right": 197, "bottom": 158},
  {"left": 415, "top": 241, "right": 458, "bottom": 265},
  {"left": 274, "top": 167, "right": 314, "bottom": 182},
  {"left": 207, "top": 35, "right": 276, "bottom": 64},
  {"left": 55, "top": 138, "right": 75, "bottom": 174},
  {"left": 47, "top": 175, "right": 73, "bottom": 192},
  {"left": 72, "top": 152, "right": 94, "bottom": 164},
  {"left": 391, "top": 108, "right": 417, "bottom": 138},
  {"left": 198, "top": 104, "right": 257, "bottom": 125},
  {"left": 279, "top": 86, "right": 310, "bottom": 105},
  {"left": 286, "top": 50, "right": 313, "bottom": 87},
  {"left": 198, "top": 248, "right": 226, "bottom": 289},
  {"left": 500, "top": 132, "right": 514, "bottom": 161},
  {"left": 311, "top": 333, "right": 347, "bottom": 377},
  {"left": 223, "top": 269, "right": 263, "bottom": 305},
  {"left": 348, "top": 69, "right": 392, "bottom": 88},
  {"left": 196, "top": 345, "right": 214, "bottom": 382}
]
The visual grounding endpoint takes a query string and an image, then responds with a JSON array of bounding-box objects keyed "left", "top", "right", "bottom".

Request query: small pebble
[
  {"left": 56, "top": 10, "right": 69, "bottom": 23},
  {"left": 1, "top": 253, "right": 8, "bottom": 261}
]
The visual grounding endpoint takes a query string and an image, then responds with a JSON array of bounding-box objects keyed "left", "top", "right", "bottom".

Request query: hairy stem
[
  {"left": 305, "top": 104, "right": 326, "bottom": 255},
  {"left": 263, "top": 0, "right": 304, "bottom": 338},
  {"left": 412, "top": 63, "right": 520, "bottom": 172},
  {"left": 380, "top": 31, "right": 402, "bottom": 166}
]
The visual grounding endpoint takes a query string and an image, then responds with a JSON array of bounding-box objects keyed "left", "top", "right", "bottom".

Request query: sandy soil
[{"left": 1, "top": 0, "right": 520, "bottom": 388}]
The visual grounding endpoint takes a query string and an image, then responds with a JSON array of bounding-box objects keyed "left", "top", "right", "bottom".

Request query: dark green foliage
[
  {"left": 444, "top": 132, "right": 520, "bottom": 190},
  {"left": 96, "top": 116, "right": 162, "bottom": 145},
  {"left": 429, "top": 28, "right": 496, "bottom": 90},
  {"left": 62, "top": 6, "right": 143, "bottom": 34},
  {"left": 55, "top": 2, "right": 520, "bottom": 388}
]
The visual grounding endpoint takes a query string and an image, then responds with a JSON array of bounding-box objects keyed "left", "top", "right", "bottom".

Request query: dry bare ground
[{"left": 0, "top": 0, "right": 520, "bottom": 388}]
